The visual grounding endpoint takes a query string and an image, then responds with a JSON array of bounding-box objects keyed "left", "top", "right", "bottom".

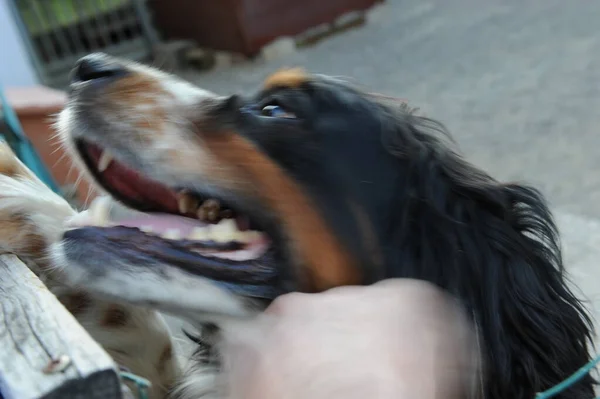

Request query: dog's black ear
[
  {"left": 380, "top": 112, "right": 595, "bottom": 398},
  {"left": 479, "top": 183, "right": 595, "bottom": 398}
]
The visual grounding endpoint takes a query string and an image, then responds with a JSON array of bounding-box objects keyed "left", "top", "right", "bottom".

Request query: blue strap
[
  {"left": 117, "top": 354, "right": 600, "bottom": 398},
  {"left": 0, "top": 87, "right": 62, "bottom": 194},
  {"left": 535, "top": 354, "right": 600, "bottom": 399},
  {"left": 120, "top": 371, "right": 151, "bottom": 399}
]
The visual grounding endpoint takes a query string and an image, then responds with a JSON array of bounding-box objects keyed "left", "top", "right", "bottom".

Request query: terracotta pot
[
  {"left": 148, "top": 0, "right": 383, "bottom": 56},
  {"left": 5, "top": 86, "right": 97, "bottom": 207}
]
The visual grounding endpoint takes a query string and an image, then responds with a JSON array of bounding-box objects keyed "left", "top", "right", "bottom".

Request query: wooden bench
[{"left": 0, "top": 254, "right": 123, "bottom": 399}]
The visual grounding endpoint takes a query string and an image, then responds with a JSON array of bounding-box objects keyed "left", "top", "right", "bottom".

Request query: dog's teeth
[
  {"left": 198, "top": 199, "right": 221, "bottom": 222},
  {"left": 189, "top": 221, "right": 261, "bottom": 243},
  {"left": 177, "top": 192, "right": 199, "bottom": 214},
  {"left": 204, "top": 199, "right": 220, "bottom": 209},
  {"left": 210, "top": 218, "right": 238, "bottom": 242},
  {"left": 207, "top": 209, "right": 219, "bottom": 222},
  {"left": 98, "top": 151, "right": 113, "bottom": 172},
  {"left": 189, "top": 227, "right": 210, "bottom": 241},
  {"left": 162, "top": 228, "right": 181, "bottom": 240},
  {"left": 197, "top": 207, "right": 208, "bottom": 221}
]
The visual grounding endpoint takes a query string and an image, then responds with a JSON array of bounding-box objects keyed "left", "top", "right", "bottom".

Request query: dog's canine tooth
[
  {"left": 189, "top": 227, "right": 209, "bottom": 241},
  {"left": 210, "top": 218, "right": 238, "bottom": 242},
  {"left": 98, "top": 151, "right": 113, "bottom": 172},
  {"left": 162, "top": 228, "right": 181, "bottom": 240},
  {"left": 177, "top": 191, "right": 199, "bottom": 214},
  {"left": 204, "top": 199, "right": 220, "bottom": 209}
]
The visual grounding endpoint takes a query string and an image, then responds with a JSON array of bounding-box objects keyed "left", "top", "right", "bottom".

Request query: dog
[{"left": 0, "top": 52, "right": 595, "bottom": 398}]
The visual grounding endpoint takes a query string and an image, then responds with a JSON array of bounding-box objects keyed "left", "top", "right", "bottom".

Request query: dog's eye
[{"left": 261, "top": 104, "right": 296, "bottom": 119}]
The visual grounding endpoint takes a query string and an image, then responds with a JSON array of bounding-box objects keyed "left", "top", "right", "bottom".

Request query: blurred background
[{"left": 0, "top": 0, "right": 599, "bottom": 329}]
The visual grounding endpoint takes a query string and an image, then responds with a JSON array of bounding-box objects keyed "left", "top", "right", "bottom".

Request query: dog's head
[
  {"left": 54, "top": 53, "right": 425, "bottom": 318},
  {"left": 55, "top": 53, "right": 594, "bottom": 397}
]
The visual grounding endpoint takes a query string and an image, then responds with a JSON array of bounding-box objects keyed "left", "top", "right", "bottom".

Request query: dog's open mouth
[{"left": 63, "top": 141, "right": 280, "bottom": 299}]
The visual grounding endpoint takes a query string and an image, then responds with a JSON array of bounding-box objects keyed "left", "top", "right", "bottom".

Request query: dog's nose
[{"left": 71, "top": 54, "right": 127, "bottom": 84}]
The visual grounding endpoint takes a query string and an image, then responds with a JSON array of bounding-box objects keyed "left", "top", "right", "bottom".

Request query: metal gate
[{"left": 8, "top": 0, "right": 158, "bottom": 89}]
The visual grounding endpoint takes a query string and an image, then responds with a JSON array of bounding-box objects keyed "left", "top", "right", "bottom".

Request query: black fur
[
  {"left": 218, "top": 77, "right": 596, "bottom": 398},
  {"left": 380, "top": 113, "right": 595, "bottom": 398}
]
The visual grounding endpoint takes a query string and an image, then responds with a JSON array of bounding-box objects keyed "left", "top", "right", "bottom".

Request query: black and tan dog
[{"left": 0, "top": 53, "right": 594, "bottom": 398}]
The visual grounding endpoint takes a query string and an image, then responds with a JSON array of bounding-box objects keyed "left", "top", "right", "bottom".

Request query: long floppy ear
[{"left": 381, "top": 112, "right": 595, "bottom": 398}]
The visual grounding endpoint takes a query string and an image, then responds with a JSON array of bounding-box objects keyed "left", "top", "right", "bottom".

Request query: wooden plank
[{"left": 0, "top": 254, "right": 123, "bottom": 399}]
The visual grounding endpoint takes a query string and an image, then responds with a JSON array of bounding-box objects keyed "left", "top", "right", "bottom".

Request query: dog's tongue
[
  {"left": 63, "top": 197, "right": 278, "bottom": 299},
  {"left": 117, "top": 213, "right": 208, "bottom": 237}
]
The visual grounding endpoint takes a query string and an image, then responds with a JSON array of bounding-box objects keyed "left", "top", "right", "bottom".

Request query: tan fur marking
[
  {"left": 102, "top": 73, "right": 169, "bottom": 138},
  {"left": 157, "top": 344, "right": 173, "bottom": 373},
  {"left": 102, "top": 305, "right": 129, "bottom": 327},
  {"left": 0, "top": 143, "right": 40, "bottom": 180},
  {"left": 263, "top": 68, "right": 309, "bottom": 90},
  {"left": 60, "top": 292, "right": 92, "bottom": 315},
  {"left": 0, "top": 217, "right": 47, "bottom": 265},
  {"left": 0, "top": 156, "right": 19, "bottom": 177},
  {"left": 0, "top": 144, "right": 50, "bottom": 263},
  {"left": 204, "top": 132, "right": 359, "bottom": 291},
  {"left": 348, "top": 200, "right": 384, "bottom": 271},
  {"left": 105, "top": 73, "right": 166, "bottom": 104}
]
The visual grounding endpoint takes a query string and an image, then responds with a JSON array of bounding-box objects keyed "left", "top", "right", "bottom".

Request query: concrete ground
[{"left": 173, "top": 0, "right": 600, "bottom": 348}]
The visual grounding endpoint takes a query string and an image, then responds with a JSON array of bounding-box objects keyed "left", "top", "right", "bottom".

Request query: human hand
[{"left": 222, "top": 279, "right": 481, "bottom": 399}]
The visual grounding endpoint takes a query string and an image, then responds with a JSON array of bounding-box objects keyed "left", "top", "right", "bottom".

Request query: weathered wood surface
[{"left": 0, "top": 254, "right": 122, "bottom": 399}]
